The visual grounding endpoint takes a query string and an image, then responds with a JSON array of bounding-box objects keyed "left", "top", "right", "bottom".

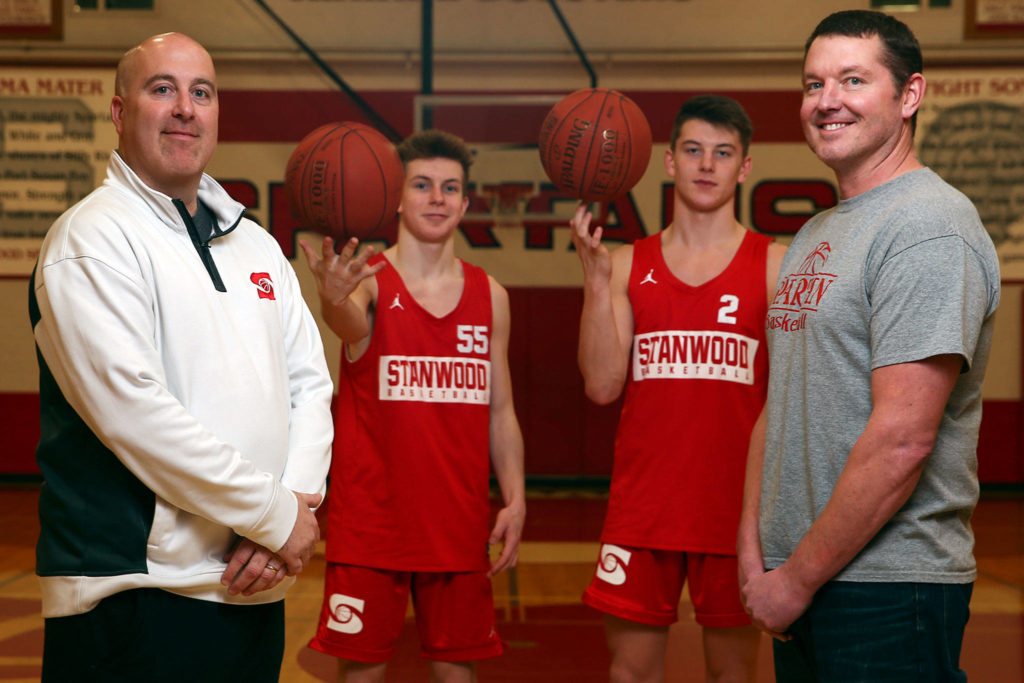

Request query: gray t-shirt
[{"left": 760, "top": 168, "right": 1000, "bottom": 583}]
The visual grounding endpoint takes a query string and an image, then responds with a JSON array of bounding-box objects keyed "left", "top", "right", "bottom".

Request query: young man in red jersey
[
  {"left": 573, "top": 95, "right": 786, "bottom": 683},
  {"left": 301, "top": 129, "right": 525, "bottom": 683}
]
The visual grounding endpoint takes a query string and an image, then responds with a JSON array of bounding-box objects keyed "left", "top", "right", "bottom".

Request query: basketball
[
  {"left": 285, "top": 121, "right": 405, "bottom": 241},
  {"left": 538, "top": 88, "right": 652, "bottom": 202}
]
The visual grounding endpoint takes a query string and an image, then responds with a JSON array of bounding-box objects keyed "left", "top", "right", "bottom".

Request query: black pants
[{"left": 42, "top": 588, "right": 285, "bottom": 683}]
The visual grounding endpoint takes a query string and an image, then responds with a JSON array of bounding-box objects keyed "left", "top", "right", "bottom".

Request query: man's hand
[
  {"left": 736, "top": 546, "right": 764, "bottom": 608},
  {"left": 737, "top": 550, "right": 790, "bottom": 642},
  {"left": 221, "top": 538, "right": 288, "bottom": 596},
  {"left": 276, "top": 491, "right": 323, "bottom": 575},
  {"left": 569, "top": 203, "right": 612, "bottom": 285},
  {"left": 487, "top": 501, "right": 525, "bottom": 577},
  {"left": 299, "top": 235, "right": 383, "bottom": 308},
  {"left": 740, "top": 562, "right": 812, "bottom": 639}
]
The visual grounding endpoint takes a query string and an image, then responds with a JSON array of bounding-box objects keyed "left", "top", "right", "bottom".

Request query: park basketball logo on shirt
[
  {"left": 632, "top": 330, "right": 758, "bottom": 385},
  {"left": 326, "top": 593, "right": 366, "bottom": 635},
  {"left": 768, "top": 241, "right": 836, "bottom": 333},
  {"left": 595, "top": 544, "right": 632, "bottom": 586},
  {"left": 640, "top": 268, "right": 658, "bottom": 285},
  {"left": 249, "top": 272, "right": 275, "bottom": 300},
  {"left": 378, "top": 355, "right": 491, "bottom": 404}
]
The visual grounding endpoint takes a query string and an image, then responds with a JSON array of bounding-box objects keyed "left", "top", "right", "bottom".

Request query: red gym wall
[
  {"left": 3, "top": 289, "right": 1021, "bottom": 482},
  {"left": 1, "top": 85, "right": 1022, "bottom": 483}
]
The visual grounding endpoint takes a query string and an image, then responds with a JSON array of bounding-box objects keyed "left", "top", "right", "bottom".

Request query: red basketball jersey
[
  {"left": 326, "top": 255, "right": 493, "bottom": 572},
  {"left": 601, "top": 230, "right": 771, "bottom": 554}
]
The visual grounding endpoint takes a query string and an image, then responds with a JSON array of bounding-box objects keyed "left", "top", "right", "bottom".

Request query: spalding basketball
[
  {"left": 538, "top": 88, "right": 652, "bottom": 202},
  {"left": 285, "top": 122, "right": 404, "bottom": 241}
]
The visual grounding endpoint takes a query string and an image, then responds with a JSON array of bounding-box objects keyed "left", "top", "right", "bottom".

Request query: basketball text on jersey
[
  {"left": 632, "top": 330, "right": 757, "bottom": 385},
  {"left": 378, "top": 355, "right": 491, "bottom": 404}
]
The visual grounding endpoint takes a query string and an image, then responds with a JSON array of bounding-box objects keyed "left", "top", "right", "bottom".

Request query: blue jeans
[{"left": 773, "top": 581, "right": 972, "bottom": 683}]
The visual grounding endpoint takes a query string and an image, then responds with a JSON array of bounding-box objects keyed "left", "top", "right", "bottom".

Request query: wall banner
[
  {"left": 918, "top": 69, "right": 1024, "bottom": 278},
  {"left": 0, "top": 68, "right": 115, "bottom": 276}
]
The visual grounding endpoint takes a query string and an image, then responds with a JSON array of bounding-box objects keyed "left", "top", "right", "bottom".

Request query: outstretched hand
[{"left": 299, "top": 235, "right": 384, "bottom": 307}]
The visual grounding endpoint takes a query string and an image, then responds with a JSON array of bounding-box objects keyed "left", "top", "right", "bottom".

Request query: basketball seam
[
  {"left": 353, "top": 129, "right": 388, "bottom": 234},
  {"left": 544, "top": 88, "right": 607, "bottom": 200},
  {"left": 580, "top": 89, "right": 612, "bottom": 201},
  {"left": 304, "top": 122, "right": 347, "bottom": 231},
  {"left": 608, "top": 93, "right": 629, "bottom": 200}
]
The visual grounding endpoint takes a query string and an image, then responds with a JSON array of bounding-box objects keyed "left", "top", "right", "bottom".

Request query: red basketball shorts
[
  {"left": 308, "top": 562, "right": 504, "bottom": 663},
  {"left": 582, "top": 543, "right": 750, "bottom": 628}
]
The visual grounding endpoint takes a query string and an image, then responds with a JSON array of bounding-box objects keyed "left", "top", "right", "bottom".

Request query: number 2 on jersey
[{"left": 717, "top": 295, "right": 739, "bottom": 324}]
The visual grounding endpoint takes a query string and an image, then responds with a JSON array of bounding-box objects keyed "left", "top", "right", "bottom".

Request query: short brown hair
[
  {"left": 397, "top": 129, "right": 474, "bottom": 192},
  {"left": 670, "top": 95, "right": 753, "bottom": 155},
  {"left": 805, "top": 10, "right": 923, "bottom": 134}
]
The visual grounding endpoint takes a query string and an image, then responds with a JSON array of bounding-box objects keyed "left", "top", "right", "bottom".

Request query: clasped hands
[{"left": 221, "top": 490, "right": 322, "bottom": 597}]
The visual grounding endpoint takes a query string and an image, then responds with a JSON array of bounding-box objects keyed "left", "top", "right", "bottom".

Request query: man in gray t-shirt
[{"left": 737, "top": 10, "right": 1000, "bottom": 682}]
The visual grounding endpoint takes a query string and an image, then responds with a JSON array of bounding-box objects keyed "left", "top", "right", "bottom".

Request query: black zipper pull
[{"left": 174, "top": 199, "right": 227, "bottom": 292}]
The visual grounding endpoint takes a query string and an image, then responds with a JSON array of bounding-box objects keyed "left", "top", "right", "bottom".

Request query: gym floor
[{"left": 0, "top": 485, "right": 1021, "bottom": 681}]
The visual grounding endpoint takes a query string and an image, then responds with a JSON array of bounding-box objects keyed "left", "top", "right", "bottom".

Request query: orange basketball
[
  {"left": 538, "top": 88, "right": 652, "bottom": 202},
  {"left": 285, "top": 122, "right": 404, "bottom": 241}
]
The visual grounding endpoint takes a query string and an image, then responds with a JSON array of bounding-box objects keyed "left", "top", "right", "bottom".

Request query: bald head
[{"left": 115, "top": 33, "right": 211, "bottom": 99}]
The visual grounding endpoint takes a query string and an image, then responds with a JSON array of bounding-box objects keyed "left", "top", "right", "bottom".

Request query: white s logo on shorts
[
  {"left": 327, "top": 593, "right": 366, "bottom": 634},
  {"left": 595, "top": 544, "right": 632, "bottom": 586}
]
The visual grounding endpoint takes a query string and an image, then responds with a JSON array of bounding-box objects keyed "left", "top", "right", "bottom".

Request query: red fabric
[
  {"left": 308, "top": 563, "right": 503, "bottom": 663},
  {"left": 581, "top": 544, "right": 750, "bottom": 628},
  {"left": 600, "top": 231, "right": 771, "bottom": 554},
  {"left": 326, "top": 255, "right": 493, "bottom": 571}
]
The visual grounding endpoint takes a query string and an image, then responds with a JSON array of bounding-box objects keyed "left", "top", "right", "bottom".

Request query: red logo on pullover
[{"left": 250, "top": 273, "right": 275, "bottom": 300}]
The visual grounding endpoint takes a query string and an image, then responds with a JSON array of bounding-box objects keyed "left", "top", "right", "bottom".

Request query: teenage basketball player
[
  {"left": 572, "top": 95, "right": 785, "bottom": 683},
  {"left": 301, "top": 130, "right": 526, "bottom": 683}
]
